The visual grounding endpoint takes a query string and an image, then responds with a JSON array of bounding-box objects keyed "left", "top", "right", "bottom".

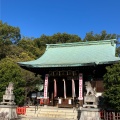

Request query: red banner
[
  {"left": 44, "top": 74, "right": 48, "bottom": 99},
  {"left": 78, "top": 73, "right": 83, "bottom": 100},
  {"left": 54, "top": 79, "right": 57, "bottom": 98}
]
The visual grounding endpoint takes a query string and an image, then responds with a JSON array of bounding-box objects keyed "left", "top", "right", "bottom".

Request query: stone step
[
  {"left": 24, "top": 106, "right": 78, "bottom": 119},
  {"left": 18, "top": 116, "right": 75, "bottom": 120},
  {"left": 26, "top": 111, "right": 77, "bottom": 116},
  {"left": 38, "top": 112, "right": 77, "bottom": 116},
  {"left": 37, "top": 114, "right": 77, "bottom": 119}
]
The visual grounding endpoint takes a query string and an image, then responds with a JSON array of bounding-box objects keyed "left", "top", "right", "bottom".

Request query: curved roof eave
[{"left": 17, "top": 39, "right": 120, "bottom": 69}]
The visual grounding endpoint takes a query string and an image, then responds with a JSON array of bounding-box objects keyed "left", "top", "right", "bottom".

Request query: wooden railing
[{"left": 100, "top": 110, "right": 120, "bottom": 120}]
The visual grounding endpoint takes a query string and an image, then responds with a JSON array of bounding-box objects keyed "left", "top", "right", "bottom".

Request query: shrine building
[{"left": 18, "top": 39, "right": 120, "bottom": 107}]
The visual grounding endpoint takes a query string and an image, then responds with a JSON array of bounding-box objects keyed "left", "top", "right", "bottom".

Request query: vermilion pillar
[{"left": 54, "top": 79, "right": 57, "bottom": 98}]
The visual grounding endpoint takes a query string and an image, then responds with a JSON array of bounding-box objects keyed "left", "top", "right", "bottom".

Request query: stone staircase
[{"left": 19, "top": 106, "right": 78, "bottom": 120}]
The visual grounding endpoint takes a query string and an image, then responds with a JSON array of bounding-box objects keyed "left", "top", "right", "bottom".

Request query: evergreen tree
[{"left": 103, "top": 62, "right": 120, "bottom": 110}]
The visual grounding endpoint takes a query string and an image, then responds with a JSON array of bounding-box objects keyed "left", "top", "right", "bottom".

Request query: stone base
[
  {"left": 0, "top": 105, "right": 18, "bottom": 120},
  {"left": 1, "top": 102, "right": 16, "bottom": 105},
  {"left": 83, "top": 104, "right": 97, "bottom": 108},
  {"left": 84, "top": 95, "right": 98, "bottom": 104},
  {"left": 80, "top": 108, "right": 101, "bottom": 120},
  {"left": 3, "top": 94, "right": 15, "bottom": 101},
  {"left": 44, "top": 105, "right": 48, "bottom": 108}
]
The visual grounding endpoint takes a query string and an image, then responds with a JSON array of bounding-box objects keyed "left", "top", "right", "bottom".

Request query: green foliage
[
  {"left": 50, "top": 32, "right": 82, "bottom": 43},
  {"left": 0, "top": 21, "right": 21, "bottom": 44},
  {"left": 103, "top": 62, "right": 120, "bottom": 110},
  {"left": 0, "top": 21, "right": 21, "bottom": 59},
  {"left": 0, "top": 41, "right": 11, "bottom": 59},
  {"left": 34, "top": 33, "right": 82, "bottom": 47},
  {"left": 0, "top": 58, "right": 25, "bottom": 105},
  {"left": 17, "top": 37, "right": 42, "bottom": 58},
  {"left": 33, "top": 33, "right": 82, "bottom": 56},
  {"left": 83, "top": 30, "right": 116, "bottom": 41},
  {"left": 6, "top": 45, "right": 36, "bottom": 61},
  {"left": 22, "top": 70, "right": 43, "bottom": 100},
  {"left": 116, "top": 46, "right": 120, "bottom": 57}
]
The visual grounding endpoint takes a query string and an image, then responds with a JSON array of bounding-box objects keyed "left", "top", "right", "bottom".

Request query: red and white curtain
[
  {"left": 72, "top": 79, "right": 76, "bottom": 98},
  {"left": 78, "top": 73, "right": 83, "bottom": 100},
  {"left": 54, "top": 79, "right": 57, "bottom": 98},
  {"left": 63, "top": 79, "right": 66, "bottom": 99},
  {"left": 44, "top": 74, "right": 49, "bottom": 99}
]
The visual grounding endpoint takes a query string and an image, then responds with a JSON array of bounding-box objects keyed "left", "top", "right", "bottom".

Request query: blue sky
[{"left": 0, "top": 0, "right": 120, "bottom": 39}]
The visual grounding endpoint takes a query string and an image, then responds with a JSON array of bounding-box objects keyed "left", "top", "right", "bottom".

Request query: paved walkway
[{"left": 18, "top": 116, "right": 74, "bottom": 120}]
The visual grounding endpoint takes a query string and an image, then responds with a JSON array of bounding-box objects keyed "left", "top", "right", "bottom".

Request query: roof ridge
[{"left": 46, "top": 39, "right": 116, "bottom": 49}]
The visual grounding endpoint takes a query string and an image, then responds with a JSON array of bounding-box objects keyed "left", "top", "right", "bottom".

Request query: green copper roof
[{"left": 18, "top": 39, "right": 120, "bottom": 68}]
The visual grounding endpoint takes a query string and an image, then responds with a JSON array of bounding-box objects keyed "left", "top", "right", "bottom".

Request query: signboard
[
  {"left": 31, "top": 93, "right": 37, "bottom": 98},
  {"left": 44, "top": 74, "right": 49, "bottom": 99},
  {"left": 78, "top": 73, "right": 83, "bottom": 100},
  {"left": 37, "top": 92, "right": 44, "bottom": 99}
]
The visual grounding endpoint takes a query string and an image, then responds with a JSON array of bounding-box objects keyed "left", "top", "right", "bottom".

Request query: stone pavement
[{"left": 18, "top": 116, "right": 74, "bottom": 120}]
